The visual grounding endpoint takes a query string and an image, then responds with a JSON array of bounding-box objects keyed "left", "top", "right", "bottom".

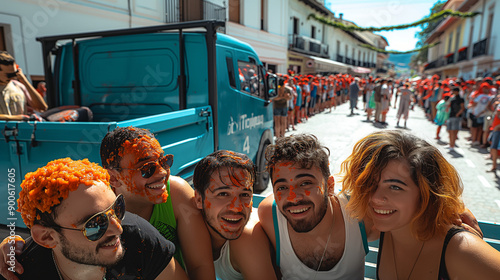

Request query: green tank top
[{"left": 149, "top": 179, "right": 185, "bottom": 268}]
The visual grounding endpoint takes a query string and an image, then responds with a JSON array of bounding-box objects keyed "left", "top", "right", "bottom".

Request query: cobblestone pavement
[{"left": 263, "top": 97, "right": 500, "bottom": 224}]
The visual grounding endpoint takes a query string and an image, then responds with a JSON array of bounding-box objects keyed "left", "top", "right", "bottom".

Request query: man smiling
[
  {"left": 9, "top": 158, "right": 186, "bottom": 279},
  {"left": 258, "top": 134, "right": 371, "bottom": 279},
  {"left": 193, "top": 150, "right": 276, "bottom": 280}
]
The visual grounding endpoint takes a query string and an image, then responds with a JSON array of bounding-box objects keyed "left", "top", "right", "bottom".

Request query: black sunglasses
[
  {"left": 117, "top": 154, "right": 173, "bottom": 179},
  {"left": 53, "top": 194, "right": 126, "bottom": 241}
]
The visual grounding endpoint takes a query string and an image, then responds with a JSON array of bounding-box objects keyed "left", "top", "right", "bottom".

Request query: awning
[
  {"left": 352, "top": 67, "right": 372, "bottom": 74},
  {"left": 307, "top": 55, "right": 350, "bottom": 73}
]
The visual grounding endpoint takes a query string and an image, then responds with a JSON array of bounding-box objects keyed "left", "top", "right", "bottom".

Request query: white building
[
  {"left": 424, "top": 0, "right": 500, "bottom": 79},
  {"left": 287, "top": 0, "right": 378, "bottom": 75},
  {"left": 1, "top": 0, "right": 166, "bottom": 83},
  {"left": 224, "top": 0, "right": 288, "bottom": 73}
]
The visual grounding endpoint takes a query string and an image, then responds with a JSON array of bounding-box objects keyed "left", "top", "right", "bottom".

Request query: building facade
[
  {"left": 424, "top": 0, "right": 500, "bottom": 79},
  {"left": 287, "top": 0, "right": 379, "bottom": 75}
]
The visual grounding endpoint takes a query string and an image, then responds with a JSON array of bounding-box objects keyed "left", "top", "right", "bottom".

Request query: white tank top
[
  {"left": 214, "top": 241, "right": 244, "bottom": 280},
  {"left": 275, "top": 194, "right": 366, "bottom": 280}
]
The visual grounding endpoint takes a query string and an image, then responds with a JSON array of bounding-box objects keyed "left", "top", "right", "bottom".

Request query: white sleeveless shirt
[
  {"left": 275, "top": 194, "right": 366, "bottom": 280},
  {"left": 214, "top": 241, "right": 244, "bottom": 280}
]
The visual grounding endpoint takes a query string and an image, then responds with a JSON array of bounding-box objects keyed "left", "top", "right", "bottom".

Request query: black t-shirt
[
  {"left": 8, "top": 212, "right": 174, "bottom": 280},
  {"left": 449, "top": 95, "right": 464, "bottom": 117}
]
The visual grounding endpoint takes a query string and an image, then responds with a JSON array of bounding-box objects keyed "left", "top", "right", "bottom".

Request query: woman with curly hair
[{"left": 340, "top": 130, "right": 500, "bottom": 279}]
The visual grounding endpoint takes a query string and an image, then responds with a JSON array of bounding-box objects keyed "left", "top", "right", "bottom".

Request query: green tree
[{"left": 411, "top": 1, "right": 446, "bottom": 66}]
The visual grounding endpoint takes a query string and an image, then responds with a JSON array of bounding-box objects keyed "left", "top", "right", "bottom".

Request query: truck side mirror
[{"left": 267, "top": 74, "right": 278, "bottom": 100}]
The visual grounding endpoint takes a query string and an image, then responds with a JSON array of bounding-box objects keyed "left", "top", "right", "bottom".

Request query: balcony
[
  {"left": 165, "top": 0, "right": 226, "bottom": 23},
  {"left": 352, "top": 59, "right": 357, "bottom": 66},
  {"left": 289, "top": 34, "right": 329, "bottom": 58},
  {"left": 336, "top": 54, "right": 344, "bottom": 63},
  {"left": 424, "top": 56, "right": 445, "bottom": 71},
  {"left": 203, "top": 1, "right": 226, "bottom": 21},
  {"left": 345, "top": 58, "right": 351, "bottom": 65},
  {"left": 445, "top": 53, "right": 455, "bottom": 65},
  {"left": 457, "top": 47, "right": 468, "bottom": 62},
  {"left": 472, "top": 38, "right": 488, "bottom": 58}
]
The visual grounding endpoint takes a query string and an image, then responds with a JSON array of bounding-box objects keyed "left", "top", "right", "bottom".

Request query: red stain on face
[
  {"left": 305, "top": 190, "right": 311, "bottom": 196},
  {"left": 119, "top": 135, "right": 168, "bottom": 203},
  {"left": 287, "top": 185, "right": 297, "bottom": 201}
]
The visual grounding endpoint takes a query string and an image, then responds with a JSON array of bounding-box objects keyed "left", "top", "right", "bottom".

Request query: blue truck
[{"left": 1, "top": 20, "right": 277, "bottom": 228}]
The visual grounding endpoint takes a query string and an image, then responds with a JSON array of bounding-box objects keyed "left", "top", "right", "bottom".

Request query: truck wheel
[{"left": 254, "top": 143, "right": 270, "bottom": 193}]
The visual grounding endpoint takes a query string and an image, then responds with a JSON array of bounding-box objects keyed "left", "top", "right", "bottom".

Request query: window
[
  {"left": 238, "top": 59, "right": 264, "bottom": 98},
  {"left": 455, "top": 25, "right": 461, "bottom": 52},
  {"left": 260, "top": 0, "right": 267, "bottom": 31},
  {"left": 448, "top": 33, "right": 453, "bottom": 53},
  {"left": 336, "top": 40, "right": 340, "bottom": 55},
  {"left": 226, "top": 57, "right": 236, "bottom": 88},
  {"left": 311, "top": 26, "right": 316, "bottom": 39},
  {"left": 293, "top": 17, "right": 299, "bottom": 35}
]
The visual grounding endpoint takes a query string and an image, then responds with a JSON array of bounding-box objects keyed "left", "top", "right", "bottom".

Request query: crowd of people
[{"left": 274, "top": 71, "right": 500, "bottom": 172}]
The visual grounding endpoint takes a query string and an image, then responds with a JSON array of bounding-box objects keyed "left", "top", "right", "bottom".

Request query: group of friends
[{"left": 1, "top": 125, "right": 500, "bottom": 279}]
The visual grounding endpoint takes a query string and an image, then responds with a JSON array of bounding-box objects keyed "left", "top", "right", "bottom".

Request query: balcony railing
[
  {"left": 203, "top": 1, "right": 226, "bottom": 21},
  {"left": 472, "top": 38, "right": 488, "bottom": 58},
  {"left": 457, "top": 47, "right": 468, "bottom": 62},
  {"left": 289, "top": 34, "right": 329, "bottom": 58},
  {"left": 424, "top": 56, "right": 445, "bottom": 71},
  {"left": 165, "top": 0, "right": 226, "bottom": 23},
  {"left": 336, "top": 54, "right": 344, "bottom": 63},
  {"left": 345, "top": 58, "right": 351, "bottom": 65},
  {"left": 352, "top": 59, "right": 357, "bottom": 66},
  {"left": 446, "top": 53, "right": 455, "bottom": 65},
  {"left": 165, "top": 0, "right": 181, "bottom": 23}
]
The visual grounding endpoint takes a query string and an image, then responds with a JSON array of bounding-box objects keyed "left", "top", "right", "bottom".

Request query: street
[{"left": 261, "top": 96, "right": 500, "bottom": 224}]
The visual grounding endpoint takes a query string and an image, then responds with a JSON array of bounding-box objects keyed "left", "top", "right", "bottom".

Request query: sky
[{"left": 324, "top": 0, "right": 442, "bottom": 51}]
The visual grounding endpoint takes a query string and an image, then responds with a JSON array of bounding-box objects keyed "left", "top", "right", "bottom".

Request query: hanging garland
[
  {"left": 308, "top": 10, "right": 479, "bottom": 32},
  {"left": 358, "top": 42, "right": 440, "bottom": 54}
]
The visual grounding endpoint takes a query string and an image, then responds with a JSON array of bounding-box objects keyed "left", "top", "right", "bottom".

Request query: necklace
[
  {"left": 52, "top": 251, "right": 107, "bottom": 280},
  {"left": 312, "top": 196, "right": 336, "bottom": 280},
  {"left": 391, "top": 235, "right": 425, "bottom": 280}
]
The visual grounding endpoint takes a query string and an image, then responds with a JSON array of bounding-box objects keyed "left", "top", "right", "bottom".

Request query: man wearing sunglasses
[
  {"left": 100, "top": 127, "right": 216, "bottom": 280},
  {"left": 0, "top": 51, "right": 47, "bottom": 121},
  {"left": 0, "top": 127, "right": 214, "bottom": 280},
  {"left": 4, "top": 158, "right": 187, "bottom": 280},
  {"left": 193, "top": 150, "right": 276, "bottom": 279}
]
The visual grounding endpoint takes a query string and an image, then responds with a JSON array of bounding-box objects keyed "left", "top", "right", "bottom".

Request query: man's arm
[
  {"left": 16, "top": 68, "right": 47, "bottom": 112},
  {"left": 170, "top": 176, "right": 216, "bottom": 280},
  {"left": 230, "top": 222, "right": 277, "bottom": 280},
  {"left": 0, "top": 114, "right": 29, "bottom": 121}
]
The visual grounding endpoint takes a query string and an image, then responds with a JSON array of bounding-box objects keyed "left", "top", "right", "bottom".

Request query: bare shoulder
[
  {"left": 169, "top": 176, "right": 198, "bottom": 217},
  {"left": 446, "top": 230, "right": 500, "bottom": 279},
  {"left": 169, "top": 175, "right": 194, "bottom": 200},
  {"left": 257, "top": 194, "right": 276, "bottom": 245}
]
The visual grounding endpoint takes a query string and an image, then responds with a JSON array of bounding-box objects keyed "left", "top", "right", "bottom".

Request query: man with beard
[
  {"left": 193, "top": 150, "right": 276, "bottom": 280},
  {"left": 6, "top": 158, "right": 186, "bottom": 280},
  {"left": 258, "top": 134, "right": 371, "bottom": 279}
]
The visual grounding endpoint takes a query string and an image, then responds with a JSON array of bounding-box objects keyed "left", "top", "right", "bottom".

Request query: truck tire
[{"left": 254, "top": 142, "right": 270, "bottom": 193}]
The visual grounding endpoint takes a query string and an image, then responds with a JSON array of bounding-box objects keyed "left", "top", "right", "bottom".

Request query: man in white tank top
[
  {"left": 193, "top": 150, "right": 277, "bottom": 280},
  {"left": 258, "top": 134, "right": 376, "bottom": 279}
]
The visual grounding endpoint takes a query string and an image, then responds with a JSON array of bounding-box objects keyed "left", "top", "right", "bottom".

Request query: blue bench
[{"left": 252, "top": 195, "right": 500, "bottom": 279}]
